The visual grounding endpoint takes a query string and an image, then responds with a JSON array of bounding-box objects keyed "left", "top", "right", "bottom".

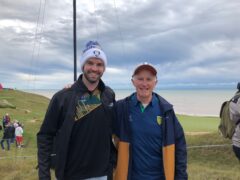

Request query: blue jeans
[{"left": 1, "top": 138, "right": 10, "bottom": 150}]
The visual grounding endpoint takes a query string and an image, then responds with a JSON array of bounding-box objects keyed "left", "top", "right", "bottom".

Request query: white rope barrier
[
  {"left": 0, "top": 144, "right": 233, "bottom": 160},
  {"left": 187, "top": 144, "right": 232, "bottom": 149}
]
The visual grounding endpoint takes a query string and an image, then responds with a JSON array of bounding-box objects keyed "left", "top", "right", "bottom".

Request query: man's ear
[
  {"left": 132, "top": 78, "right": 138, "bottom": 88},
  {"left": 131, "top": 78, "right": 134, "bottom": 85}
]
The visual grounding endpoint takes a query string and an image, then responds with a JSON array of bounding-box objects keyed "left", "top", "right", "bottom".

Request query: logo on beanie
[{"left": 93, "top": 50, "right": 101, "bottom": 57}]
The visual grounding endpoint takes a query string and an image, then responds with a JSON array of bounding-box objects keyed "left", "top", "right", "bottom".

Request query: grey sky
[{"left": 0, "top": 0, "right": 239, "bottom": 89}]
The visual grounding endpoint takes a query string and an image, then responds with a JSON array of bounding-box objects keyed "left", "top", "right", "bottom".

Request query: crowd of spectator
[{"left": 0, "top": 113, "right": 24, "bottom": 151}]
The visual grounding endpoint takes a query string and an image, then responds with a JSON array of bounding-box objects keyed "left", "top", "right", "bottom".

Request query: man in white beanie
[{"left": 37, "top": 41, "right": 116, "bottom": 180}]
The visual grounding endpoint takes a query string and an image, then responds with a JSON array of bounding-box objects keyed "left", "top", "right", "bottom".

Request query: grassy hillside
[
  {"left": 0, "top": 89, "right": 239, "bottom": 179},
  {"left": 0, "top": 89, "right": 49, "bottom": 179},
  {"left": 0, "top": 89, "right": 49, "bottom": 148}
]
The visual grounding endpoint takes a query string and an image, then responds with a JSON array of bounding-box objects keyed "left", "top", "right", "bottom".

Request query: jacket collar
[
  {"left": 156, "top": 93, "right": 173, "bottom": 113},
  {"left": 125, "top": 92, "right": 173, "bottom": 113},
  {"left": 131, "top": 93, "right": 158, "bottom": 108}
]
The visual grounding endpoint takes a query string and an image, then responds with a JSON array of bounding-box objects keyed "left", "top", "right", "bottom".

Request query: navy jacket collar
[
  {"left": 125, "top": 92, "right": 173, "bottom": 113},
  {"left": 131, "top": 93, "right": 158, "bottom": 107}
]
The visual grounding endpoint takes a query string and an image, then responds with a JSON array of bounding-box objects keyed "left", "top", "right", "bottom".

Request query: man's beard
[{"left": 83, "top": 71, "right": 102, "bottom": 84}]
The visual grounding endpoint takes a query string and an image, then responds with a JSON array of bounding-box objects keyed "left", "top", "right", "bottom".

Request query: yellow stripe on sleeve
[
  {"left": 163, "top": 144, "right": 175, "bottom": 180},
  {"left": 114, "top": 141, "right": 129, "bottom": 180}
]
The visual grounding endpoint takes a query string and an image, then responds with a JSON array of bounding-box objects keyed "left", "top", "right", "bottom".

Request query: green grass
[
  {"left": 178, "top": 115, "right": 220, "bottom": 132},
  {"left": 0, "top": 89, "right": 49, "bottom": 180},
  {"left": 0, "top": 97, "right": 14, "bottom": 99},
  {"left": 187, "top": 133, "right": 240, "bottom": 179},
  {"left": 0, "top": 89, "right": 239, "bottom": 179}
]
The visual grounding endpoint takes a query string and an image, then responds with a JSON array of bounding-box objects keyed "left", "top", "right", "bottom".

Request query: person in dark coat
[
  {"left": 2, "top": 113, "right": 11, "bottom": 129},
  {"left": 37, "top": 41, "right": 116, "bottom": 180},
  {"left": 9, "top": 123, "right": 16, "bottom": 144},
  {"left": 1, "top": 122, "right": 12, "bottom": 150}
]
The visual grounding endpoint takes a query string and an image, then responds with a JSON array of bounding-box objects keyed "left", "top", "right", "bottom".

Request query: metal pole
[{"left": 73, "top": 0, "right": 77, "bottom": 81}]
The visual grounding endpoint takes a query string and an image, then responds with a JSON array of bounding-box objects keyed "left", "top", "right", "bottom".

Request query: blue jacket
[{"left": 114, "top": 93, "right": 187, "bottom": 180}]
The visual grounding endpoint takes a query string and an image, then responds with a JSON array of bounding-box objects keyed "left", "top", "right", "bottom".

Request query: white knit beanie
[{"left": 80, "top": 41, "right": 107, "bottom": 71}]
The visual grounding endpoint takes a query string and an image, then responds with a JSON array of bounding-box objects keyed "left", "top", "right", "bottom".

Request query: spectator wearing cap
[
  {"left": 113, "top": 63, "right": 188, "bottom": 180},
  {"left": 37, "top": 41, "right": 116, "bottom": 180}
]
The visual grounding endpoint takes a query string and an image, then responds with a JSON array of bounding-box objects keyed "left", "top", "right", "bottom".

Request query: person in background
[
  {"left": 114, "top": 63, "right": 188, "bottom": 180},
  {"left": 37, "top": 41, "right": 116, "bottom": 180},
  {"left": 0, "top": 122, "right": 12, "bottom": 151},
  {"left": 9, "top": 122, "right": 16, "bottom": 144},
  {"left": 15, "top": 122, "right": 24, "bottom": 148},
  {"left": 229, "top": 82, "right": 240, "bottom": 161},
  {"left": 2, "top": 113, "right": 11, "bottom": 129}
]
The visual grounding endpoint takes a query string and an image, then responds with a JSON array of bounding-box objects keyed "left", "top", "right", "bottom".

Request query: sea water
[{"left": 24, "top": 89, "right": 236, "bottom": 117}]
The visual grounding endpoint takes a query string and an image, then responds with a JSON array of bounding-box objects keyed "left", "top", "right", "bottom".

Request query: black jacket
[
  {"left": 37, "top": 75, "right": 116, "bottom": 180},
  {"left": 2, "top": 126, "right": 12, "bottom": 139}
]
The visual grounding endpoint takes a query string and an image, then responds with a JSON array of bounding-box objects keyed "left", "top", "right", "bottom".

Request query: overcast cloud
[{"left": 0, "top": 0, "right": 239, "bottom": 90}]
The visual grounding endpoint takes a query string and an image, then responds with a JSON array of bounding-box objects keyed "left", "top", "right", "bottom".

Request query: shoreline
[{"left": 22, "top": 90, "right": 221, "bottom": 117}]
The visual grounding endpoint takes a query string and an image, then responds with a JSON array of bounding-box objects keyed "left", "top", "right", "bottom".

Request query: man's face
[
  {"left": 132, "top": 70, "right": 157, "bottom": 99},
  {"left": 82, "top": 58, "right": 105, "bottom": 84}
]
